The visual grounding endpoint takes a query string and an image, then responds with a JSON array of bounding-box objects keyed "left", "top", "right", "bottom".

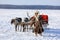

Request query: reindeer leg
[
  {"left": 23, "top": 25, "right": 25, "bottom": 32},
  {"left": 18, "top": 25, "right": 19, "bottom": 31},
  {"left": 20, "top": 25, "right": 22, "bottom": 32},
  {"left": 27, "top": 25, "right": 28, "bottom": 32},
  {"left": 15, "top": 25, "right": 17, "bottom": 31}
]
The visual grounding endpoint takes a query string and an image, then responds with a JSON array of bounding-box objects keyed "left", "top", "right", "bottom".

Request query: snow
[{"left": 0, "top": 9, "right": 60, "bottom": 40}]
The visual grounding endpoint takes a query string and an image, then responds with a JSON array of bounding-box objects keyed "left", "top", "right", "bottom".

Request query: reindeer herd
[{"left": 11, "top": 12, "right": 48, "bottom": 36}]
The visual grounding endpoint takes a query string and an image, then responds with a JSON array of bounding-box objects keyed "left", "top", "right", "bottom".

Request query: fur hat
[{"left": 35, "top": 11, "right": 39, "bottom": 14}]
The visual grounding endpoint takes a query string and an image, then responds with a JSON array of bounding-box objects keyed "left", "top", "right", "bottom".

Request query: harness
[
  {"left": 34, "top": 15, "right": 39, "bottom": 21},
  {"left": 16, "top": 18, "right": 22, "bottom": 22}
]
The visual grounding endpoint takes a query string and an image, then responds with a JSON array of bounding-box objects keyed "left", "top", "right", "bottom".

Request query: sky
[{"left": 0, "top": 0, "right": 60, "bottom": 6}]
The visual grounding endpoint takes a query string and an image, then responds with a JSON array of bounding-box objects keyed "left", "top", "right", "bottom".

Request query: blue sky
[{"left": 0, "top": 0, "right": 60, "bottom": 6}]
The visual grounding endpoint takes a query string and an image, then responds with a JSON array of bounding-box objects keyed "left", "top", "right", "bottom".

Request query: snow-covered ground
[{"left": 0, "top": 9, "right": 60, "bottom": 40}]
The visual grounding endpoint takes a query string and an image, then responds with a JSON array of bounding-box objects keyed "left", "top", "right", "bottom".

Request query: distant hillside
[{"left": 0, "top": 4, "right": 60, "bottom": 9}]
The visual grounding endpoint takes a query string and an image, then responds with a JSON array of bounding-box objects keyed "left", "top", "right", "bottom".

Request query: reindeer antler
[{"left": 27, "top": 12, "right": 30, "bottom": 18}]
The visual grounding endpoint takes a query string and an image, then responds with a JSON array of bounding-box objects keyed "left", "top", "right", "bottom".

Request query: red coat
[
  {"left": 41, "top": 15, "right": 48, "bottom": 21},
  {"left": 39, "top": 15, "right": 48, "bottom": 24}
]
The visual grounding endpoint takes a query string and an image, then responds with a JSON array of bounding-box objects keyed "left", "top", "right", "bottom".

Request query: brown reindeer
[{"left": 30, "top": 16, "right": 44, "bottom": 36}]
